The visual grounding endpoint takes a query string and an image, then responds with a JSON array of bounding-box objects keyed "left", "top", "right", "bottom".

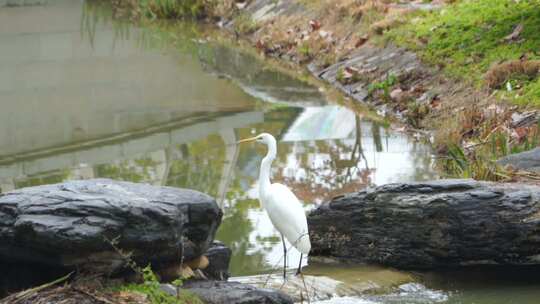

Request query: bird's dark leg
[
  {"left": 296, "top": 253, "right": 303, "bottom": 275},
  {"left": 281, "top": 234, "right": 287, "bottom": 279}
]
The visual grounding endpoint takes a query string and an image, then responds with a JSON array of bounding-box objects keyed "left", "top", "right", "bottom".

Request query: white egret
[{"left": 238, "top": 133, "right": 311, "bottom": 278}]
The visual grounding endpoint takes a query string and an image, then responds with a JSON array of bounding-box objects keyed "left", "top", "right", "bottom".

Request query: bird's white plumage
[
  {"left": 260, "top": 183, "right": 311, "bottom": 254},
  {"left": 237, "top": 132, "right": 311, "bottom": 276}
]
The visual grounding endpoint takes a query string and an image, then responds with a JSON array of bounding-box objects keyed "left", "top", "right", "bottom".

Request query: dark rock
[
  {"left": 0, "top": 179, "right": 222, "bottom": 273},
  {"left": 162, "top": 281, "right": 293, "bottom": 304},
  {"left": 497, "top": 147, "right": 540, "bottom": 173},
  {"left": 203, "top": 241, "right": 232, "bottom": 281},
  {"left": 308, "top": 179, "right": 540, "bottom": 269}
]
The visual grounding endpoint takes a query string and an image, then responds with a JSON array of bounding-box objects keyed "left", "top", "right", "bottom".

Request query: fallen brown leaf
[
  {"left": 255, "top": 39, "right": 265, "bottom": 50},
  {"left": 513, "top": 127, "right": 529, "bottom": 141},
  {"left": 355, "top": 35, "right": 368, "bottom": 48},
  {"left": 344, "top": 66, "right": 360, "bottom": 74},
  {"left": 309, "top": 19, "right": 321, "bottom": 31}
]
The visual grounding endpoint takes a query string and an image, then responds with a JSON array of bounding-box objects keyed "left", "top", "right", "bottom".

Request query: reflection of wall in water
[
  {"left": 0, "top": 0, "right": 255, "bottom": 156},
  {"left": 0, "top": 112, "right": 264, "bottom": 192}
]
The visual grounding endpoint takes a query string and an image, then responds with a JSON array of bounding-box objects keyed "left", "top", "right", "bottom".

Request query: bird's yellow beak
[{"left": 237, "top": 136, "right": 258, "bottom": 144}]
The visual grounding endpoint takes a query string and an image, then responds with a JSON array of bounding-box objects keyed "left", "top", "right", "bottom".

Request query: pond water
[{"left": 1, "top": 1, "right": 539, "bottom": 303}]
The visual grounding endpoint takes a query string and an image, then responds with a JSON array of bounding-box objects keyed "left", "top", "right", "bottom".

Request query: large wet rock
[
  {"left": 309, "top": 179, "right": 540, "bottom": 269},
  {"left": 162, "top": 281, "right": 293, "bottom": 304},
  {"left": 0, "top": 179, "right": 222, "bottom": 273},
  {"left": 497, "top": 147, "right": 540, "bottom": 173}
]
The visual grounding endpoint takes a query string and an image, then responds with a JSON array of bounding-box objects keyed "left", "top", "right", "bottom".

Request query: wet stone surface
[
  {"left": 497, "top": 147, "right": 540, "bottom": 173},
  {"left": 162, "top": 280, "right": 293, "bottom": 304},
  {"left": 0, "top": 179, "right": 222, "bottom": 273},
  {"left": 203, "top": 241, "right": 232, "bottom": 281},
  {"left": 309, "top": 179, "right": 540, "bottom": 269}
]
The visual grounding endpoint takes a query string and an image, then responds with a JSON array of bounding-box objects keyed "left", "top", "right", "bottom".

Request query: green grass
[
  {"left": 119, "top": 266, "right": 203, "bottom": 304},
  {"left": 384, "top": 0, "right": 540, "bottom": 105},
  {"left": 367, "top": 73, "right": 397, "bottom": 99},
  {"left": 137, "top": 0, "right": 212, "bottom": 19},
  {"left": 439, "top": 143, "right": 508, "bottom": 181},
  {"left": 518, "top": 78, "right": 540, "bottom": 104},
  {"left": 233, "top": 12, "right": 259, "bottom": 35},
  {"left": 439, "top": 119, "right": 540, "bottom": 181}
]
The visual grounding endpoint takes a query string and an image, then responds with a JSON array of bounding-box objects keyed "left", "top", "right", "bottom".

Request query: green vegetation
[
  {"left": 141, "top": 0, "right": 210, "bottom": 19},
  {"left": 406, "top": 101, "right": 429, "bottom": 129},
  {"left": 298, "top": 42, "right": 312, "bottom": 58},
  {"left": 385, "top": 0, "right": 540, "bottom": 105},
  {"left": 367, "top": 74, "right": 397, "bottom": 100},
  {"left": 439, "top": 143, "right": 507, "bottom": 181},
  {"left": 111, "top": 0, "right": 214, "bottom": 20},
  {"left": 96, "top": 158, "right": 159, "bottom": 183},
  {"left": 440, "top": 120, "right": 540, "bottom": 181},
  {"left": 14, "top": 170, "right": 70, "bottom": 189},
  {"left": 233, "top": 12, "right": 259, "bottom": 35},
  {"left": 119, "top": 266, "right": 203, "bottom": 304},
  {"left": 336, "top": 68, "right": 345, "bottom": 83},
  {"left": 383, "top": 0, "right": 540, "bottom": 181}
]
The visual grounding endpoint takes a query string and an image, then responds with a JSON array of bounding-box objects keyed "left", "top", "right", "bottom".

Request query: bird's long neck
[{"left": 259, "top": 141, "right": 276, "bottom": 195}]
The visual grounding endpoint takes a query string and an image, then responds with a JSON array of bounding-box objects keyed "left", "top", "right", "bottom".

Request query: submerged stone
[
  {"left": 232, "top": 264, "right": 415, "bottom": 303},
  {"left": 162, "top": 280, "right": 293, "bottom": 304}
]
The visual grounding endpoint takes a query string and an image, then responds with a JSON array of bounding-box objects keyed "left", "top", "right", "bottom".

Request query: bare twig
[
  {"left": 103, "top": 235, "right": 141, "bottom": 275},
  {"left": 4, "top": 272, "right": 73, "bottom": 304},
  {"left": 72, "top": 287, "right": 116, "bottom": 304}
]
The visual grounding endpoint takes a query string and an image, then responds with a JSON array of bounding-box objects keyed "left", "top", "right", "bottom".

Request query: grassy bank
[
  {"left": 240, "top": 0, "right": 540, "bottom": 181},
  {"left": 385, "top": 0, "right": 540, "bottom": 106},
  {"left": 382, "top": 0, "right": 540, "bottom": 180}
]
